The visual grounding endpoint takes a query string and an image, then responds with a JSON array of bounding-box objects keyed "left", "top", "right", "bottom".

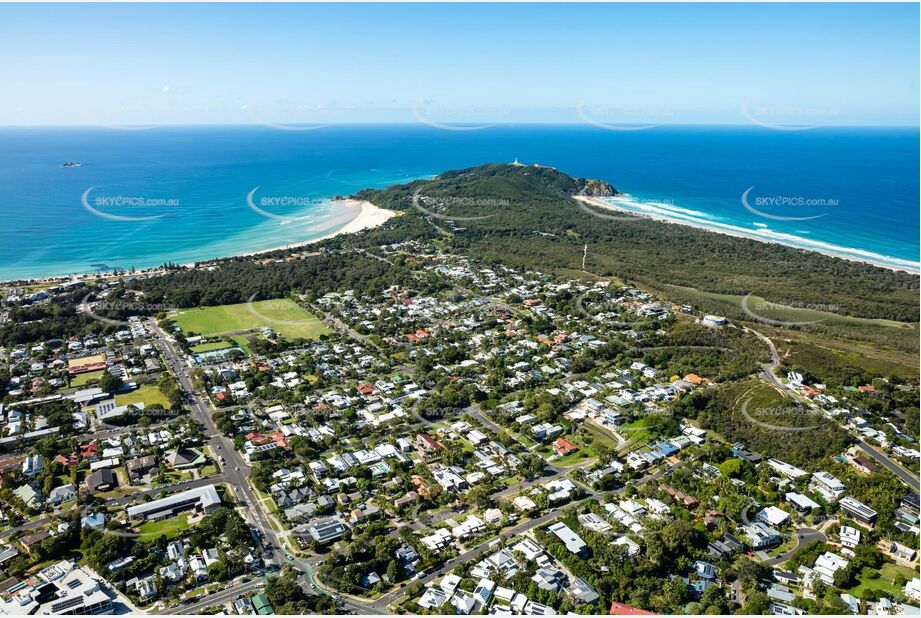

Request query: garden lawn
[
  {"left": 137, "top": 514, "right": 190, "bottom": 539},
  {"left": 849, "top": 563, "right": 918, "bottom": 598},
  {"left": 115, "top": 384, "right": 170, "bottom": 408},
  {"left": 70, "top": 370, "right": 105, "bottom": 387}
]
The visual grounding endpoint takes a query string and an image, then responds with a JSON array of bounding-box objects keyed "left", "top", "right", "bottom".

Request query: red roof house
[
  {"left": 552, "top": 438, "right": 579, "bottom": 456},
  {"left": 610, "top": 602, "right": 655, "bottom": 615}
]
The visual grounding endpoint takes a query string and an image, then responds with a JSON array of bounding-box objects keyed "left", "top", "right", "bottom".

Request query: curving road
[{"left": 766, "top": 527, "right": 827, "bottom": 566}]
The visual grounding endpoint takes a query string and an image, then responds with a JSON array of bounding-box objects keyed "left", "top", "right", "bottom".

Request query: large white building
[
  {"left": 126, "top": 484, "right": 221, "bottom": 521},
  {"left": 0, "top": 561, "right": 113, "bottom": 615}
]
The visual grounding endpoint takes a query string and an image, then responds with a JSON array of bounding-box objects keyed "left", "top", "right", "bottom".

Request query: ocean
[{"left": 1, "top": 124, "right": 917, "bottom": 281}]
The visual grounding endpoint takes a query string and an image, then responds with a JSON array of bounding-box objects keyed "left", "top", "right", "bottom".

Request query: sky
[{"left": 0, "top": 3, "right": 918, "bottom": 127}]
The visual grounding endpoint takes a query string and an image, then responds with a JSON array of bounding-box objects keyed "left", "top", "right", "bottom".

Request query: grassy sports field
[{"left": 174, "top": 298, "right": 331, "bottom": 340}]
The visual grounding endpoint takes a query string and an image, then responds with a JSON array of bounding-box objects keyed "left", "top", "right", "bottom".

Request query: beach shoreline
[
  {"left": 236, "top": 198, "right": 396, "bottom": 258},
  {"left": 0, "top": 199, "right": 396, "bottom": 286},
  {"left": 574, "top": 196, "right": 919, "bottom": 275}
]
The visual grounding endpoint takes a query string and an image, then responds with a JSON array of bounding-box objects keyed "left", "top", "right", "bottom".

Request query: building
[
  {"left": 839, "top": 496, "right": 878, "bottom": 527},
  {"left": 766, "top": 458, "right": 807, "bottom": 479},
  {"left": 126, "top": 484, "right": 222, "bottom": 521},
  {"left": 305, "top": 517, "right": 347, "bottom": 544},
  {"left": 18, "top": 529, "right": 51, "bottom": 554},
  {"left": 785, "top": 492, "right": 820, "bottom": 513},
  {"left": 125, "top": 455, "right": 157, "bottom": 480},
  {"left": 904, "top": 578, "right": 921, "bottom": 603},
  {"left": 13, "top": 484, "right": 42, "bottom": 509},
  {"left": 165, "top": 447, "right": 207, "bottom": 470},
  {"left": 757, "top": 506, "right": 791, "bottom": 527},
  {"left": 609, "top": 601, "right": 655, "bottom": 615},
  {"left": 251, "top": 593, "right": 274, "bottom": 615},
  {"left": 0, "top": 560, "right": 113, "bottom": 615},
  {"left": 742, "top": 522, "right": 782, "bottom": 550},
  {"left": 552, "top": 438, "right": 579, "bottom": 456},
  {"left": 21, "top": 454, "right": 43, "bottom": 477},
  {"left": 809, "top": 471, "right": 845, "bottom": 502},
  {"left": 547, "top": 522, "right": 589, "bottom": 557},
  {"left": 850, "top": 455, "right": 879, "bottom": 475},
  {"left": 87, "top": 468, "right": 117, "bottom": 492},
  {"left": 839, "top": 526, "right": 861, "bottom": 549}
]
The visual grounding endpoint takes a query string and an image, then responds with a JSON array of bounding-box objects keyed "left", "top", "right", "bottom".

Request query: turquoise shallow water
[{"left": 1, "top": 124, "right": 917, "bottom": 280}]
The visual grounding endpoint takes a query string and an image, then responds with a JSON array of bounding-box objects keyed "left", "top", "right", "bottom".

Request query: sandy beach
[
  {"left": 574, "top": 196, "right": 919, "bottom": 274},
  {"left": 238, "top": 198, "right": 396, "bottom": 258}
]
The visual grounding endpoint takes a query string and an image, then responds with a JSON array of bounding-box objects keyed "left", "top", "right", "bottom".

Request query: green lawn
[
  {"left": 231, "top": 335, "right": 254, "bottom": 354},
  {"left": 70, "top": 370, "right": 105, "bottom": 387},
  {"left": 175, "top": 299, "right": 331, "bottom": 340},
  {"left": 137, "top": 514, "right": 190, "bottom": 539},
  {"left": 191, "top": 341, "right": 236, "bottom": 353},
  {"left": 115, "top": 384, "right": 171, "bottom": 408},
  {"left": 849, "top": 563, "right": 918, "bottom": 598}
]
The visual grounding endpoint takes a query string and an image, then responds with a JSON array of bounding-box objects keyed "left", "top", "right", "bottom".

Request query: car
[
  {"left": 235, "top": 466, "right": 240, "bottom": 471},
  {"left": 310, "top": 584, "right": 316, "bottom": 589}
]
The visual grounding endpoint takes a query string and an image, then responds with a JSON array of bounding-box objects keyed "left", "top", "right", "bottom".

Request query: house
[
  {"left": 786, "top": 492, "right": 820, "bottom": 513},
  {"left": 660, "top": 483, "right": 699, "bottom": 509},
  {"left": 251, "top": 592, "right": 274, "bottom": 615},
  {"left": 547, "top": 522, "right": 589, "bottom": 557},
  {"left": 22, "top": 454, "right": 43, "bottom": 477},
  {"left": 88, "top": 468, "right": 117, "bottom": 492},
  {"left": 165, "top": 447, "right": 207, "bottom": 470},
  {"left": 850, "top": 455, "right": 879, "bottom": 475},
  {"left": 417, "top": 587, "right": 449, "bottom": 610},
  {"left": 18, "top": 529, "right": 51, "bottom": 554},
  {"left": 701, "top": 315, "right": 727, "bottom": 328},
  {"left": 416, "top": 433, "right": 442, "bottom": 459},
  {"left": 905, "top": 578, "right": 921, "bottom": 603},
  {"left": 839, "top": 526, "right": 861, "bottom": 549},
  {"left": 568, "top": 577, "right": 600, "bottom": 604},
  {"left": 839, "top": 496, "right": 878, "bottom": 527},
  {"left": 47, "top": 483, "right": 77, "bottom": 505},
  {"left": 126, "top": 455, "right": 157, "bottom": 480},
  {"left": 742, "top": 522, "right": 782, "bottom": 549},
  {"left": 809, "top": 471, "right": 845, "bottom": 502},
  {"left": 609, "top": 601, "right": 655, "bottom": 615},
  {"left": 757, "top": 506, "right": 791, "bottom": 527},
  {"left": 552, "top": 438, "right": 579, "bottom": 457},
  {"left": 13, "top": 484, "right": 42, "bottom": 509}
]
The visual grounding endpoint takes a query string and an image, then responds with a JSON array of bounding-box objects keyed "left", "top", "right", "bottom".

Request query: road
[
  {"left": 855, "top": 439, "right": 920, "bottom": 492},
  {"left": 743, "top": 326, "right": 786, "bottom": 391},
  {"left": 151, "top": 321, "right": 280, "bottom": 552},
  {"left": 766, "top": 527, "right": 827, "bottom": 566},
  {"left": 158, "top": 579, "right": 264, "bottom": 615},
  {"left": 371, "top": 496, "right": 595, "bottom": 609},
  {"left": 150, "top": 318, "right": 383, "bottom": 616},
  {"left": 745, "top": 325, "right": 919, "bottom": 493},
  {"left": 373, "top": 458, "right": 679, "bottom": 610}
]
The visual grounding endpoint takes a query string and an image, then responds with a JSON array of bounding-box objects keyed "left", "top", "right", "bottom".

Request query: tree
[
  {"left": 98, "top": 372, "right": 123, "bottom": 394},
  {"left": 386, "top": 559, "right": 400, "bottom": 582}
]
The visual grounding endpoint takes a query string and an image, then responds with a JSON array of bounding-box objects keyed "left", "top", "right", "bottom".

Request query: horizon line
[{"left": 1, "top": 121, "right": 919, "bottom": 130}]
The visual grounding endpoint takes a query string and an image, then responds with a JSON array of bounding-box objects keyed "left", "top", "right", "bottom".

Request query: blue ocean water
[{"left": 0, "top": 124, "right": 917, "bottom": 281}]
